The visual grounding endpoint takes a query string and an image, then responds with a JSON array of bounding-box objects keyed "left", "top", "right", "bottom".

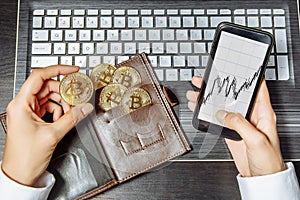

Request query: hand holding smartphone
[{"left": 192, "top": 22, "right": 274, "bottom": 140}]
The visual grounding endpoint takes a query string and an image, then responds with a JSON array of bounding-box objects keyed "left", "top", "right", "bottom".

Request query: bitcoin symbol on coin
[
  {"left": 121, "top": 88, "right": 152, "bottom": 113},
  {"left": 59, "top": 72, "right": 94, "bottom": 105},
  {"left": 99, "top": 84, "right": 127, "bottom": 111},
  {"left": 90, "top": 64, "right": 116, "bottom": 89},
  {"left": 112, "top": 66, "right": 141, "bottom": 88}
]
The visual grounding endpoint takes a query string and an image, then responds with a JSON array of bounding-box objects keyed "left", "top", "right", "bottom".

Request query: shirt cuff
[
  {"left": 237, "top": 162, "right": 300, "bottom": 200},
  {"left": 0, "top": 163, "right": 55, "bottom": 200}
]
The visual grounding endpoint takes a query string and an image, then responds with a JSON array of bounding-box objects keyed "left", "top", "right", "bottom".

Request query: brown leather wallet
[{"left": 0, "top": 53, "right": 191, "bottom": 199}]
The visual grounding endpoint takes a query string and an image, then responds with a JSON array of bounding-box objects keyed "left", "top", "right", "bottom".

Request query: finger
[
  {"left": 51, "top": 103, "right": 94, "bottom": 141},
  {"left": 191, "top": 76, "right": 203, "bottom": 88},
  {"left": 20, "top": 65, "right": 79, "bottom": 98},
  {"left": 186, "top": 90, "right": 199, "bottom": 102},
  {"left": 215, "top": 110, "right": 266, "bottom": 146},
  {"left": 37, "top": 79, "right": 60, "bottom": 100},
  {"left": 39, "top": 101, "right": 63, "bottom": 121},
  {"left": 188, "top": 101, "right": 196, "bottom": 112},
  {"left": 47, "top": 92, "right": 71, "bottom": 113}
]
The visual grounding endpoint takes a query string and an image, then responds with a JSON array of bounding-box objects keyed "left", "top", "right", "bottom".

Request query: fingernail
[
  {"left": 80, "top": 103, "right": 94, "bottom": 116},
  {"left": 216, "top": 110, "right": 228, "bottom": 124}
]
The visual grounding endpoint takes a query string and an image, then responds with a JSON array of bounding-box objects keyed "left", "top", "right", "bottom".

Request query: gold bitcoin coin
[
  {"left": 99, "top": 84, "right": 127, "bottom": 111},
  {"left": 59, "top": 72, "right": 94, "bottom": 105},
  {"left": 121, "top": 88, "right": 152, "bottom": 113},
  {"left": 90, "top": 63, "right": 117, "bottom": 89},
  {"left": 112, "top": 66, "right": 141, "bottom": 88}
]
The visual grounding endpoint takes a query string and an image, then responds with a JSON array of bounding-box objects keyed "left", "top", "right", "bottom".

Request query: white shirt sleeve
[
  {"left": 237, "top": 162, "right": 300, "bottom": 200},
  {"left": 0, "top": 163, "right": 55, "bottom": 200}
]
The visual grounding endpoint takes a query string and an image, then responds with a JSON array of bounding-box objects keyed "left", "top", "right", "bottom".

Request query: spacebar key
[{"left": 31, "top": 56, "right": 59, "bottom": 68}]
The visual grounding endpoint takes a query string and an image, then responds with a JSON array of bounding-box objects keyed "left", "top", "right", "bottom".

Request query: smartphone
[{"left": 192, "top": 22, "right": 274, "bottom": 140}]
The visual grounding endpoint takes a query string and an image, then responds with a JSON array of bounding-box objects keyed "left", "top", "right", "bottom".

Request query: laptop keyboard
[{"left": 31, "top": 8, "right": 290, "bottom": 81}]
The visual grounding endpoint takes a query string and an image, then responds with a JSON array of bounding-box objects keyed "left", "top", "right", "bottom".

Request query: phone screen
[{"left": 197, "top": 31, "right": 269, "bottom": 126}]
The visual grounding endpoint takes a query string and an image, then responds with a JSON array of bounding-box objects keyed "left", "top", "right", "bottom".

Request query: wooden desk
[{"left": 0, "top": 1, "right": 299, "bottom": 199}]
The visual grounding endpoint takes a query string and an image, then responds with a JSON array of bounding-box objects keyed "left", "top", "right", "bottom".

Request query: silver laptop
[{"left": 15, "top": 0, "right": 300, "bottom": 160}]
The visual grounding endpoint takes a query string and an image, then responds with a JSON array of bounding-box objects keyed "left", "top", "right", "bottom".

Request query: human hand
[
  {"left": 186, "top": 76, "right": 285, "bottom": 177},
  {"left": 2, "top": 65, "right": 94, "bottom": 186}
]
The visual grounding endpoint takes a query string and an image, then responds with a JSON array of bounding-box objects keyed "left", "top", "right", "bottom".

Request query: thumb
[
  {"left": 216, "top": 110, "right": 264, "bottom": 145},
  {"left": 52, "top": 103, "right": 94, "bottom": 140}
]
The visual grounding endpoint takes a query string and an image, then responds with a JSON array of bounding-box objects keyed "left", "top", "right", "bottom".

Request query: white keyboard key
[
  {"left": 44, "top": 17, "right": 56, "bottom": 28},
  {"left": 234, "top": 16, "right": 246, "bottom": 26},
  {"left": 128, "top": 17, "right": 140, "bottom": 28},
  {"left": 82, "top": 43, "right": 94, "bottom": 54},
  {"left": 163, "top": 29, "right": 174, "bottom": 41},
  {"left": 110, "top": 43, "right": 122, "bottom": 54},
  {"left": 31, "top": 56, "right": 58, "bottom": 68},
  {"left": 204, "top": 29, "right": 215, "bottom": 40},
  {"left": 121, "top": 30, "right": 133, "bottom": 41},
  {"left": 60, "top": 9, "right": 71, "bottom": 15},
  {"left": 107, "top": 30, "right": 119, "bottom": 41},
  {"left": 166, "top": 43, "right": 178, "bottom": 54},
  {"left": 127, "top": 9, "right": 138, "bottom": 15},
  {"left": 114, "top": 9, "right": 125, "bottom": 15},
  {"left": 72, "top": 17, "right": 84, "bottom": 28},
  {"left": 75, "top": 56, "right": 86, "bottom": 67},
  {"left": 197, "top": 16, "right": 208, "bottom": 27},
  {"left": 211, "top": 16, "right": 231, "bottom": 27},
  {"left": 167, "top": 9, "right": 178, "bottom": 15},
  {"left": 124, "top": 43, "right": 136, "bottom": 54},
  {"left": 207, "top": 9, "right": 218, "bottom": 15},
  {"left": 180, "top": 69, "right": 192, "bottom": 81},
  {"left": 79, "top": 30, "right": 91, "bottom": 41},
  {"left": 54, "top": 43, "right": 66, "bottom": 55},
  {"left": 47, "top": 10, "right": 58, "bottom": 16},
  {"left": 118, "top": 56, "right": 129, "bottom": 63},
  {"left": 114, "top": 17, "right": 126, "bottom": 28},
  {"left": 142, "top": 17, "right": 153, "bottom": 28},
  {"left": 155, "top": 17, "right": 167, "bottom": 27},
  {"left": 149, "top": 30, "right": 161, "bottom": 41},
  {"left": 103, "top": 56, "right": 115, "bottom": 65},
  {"left": 183, "top": 17, "right": 195, "bottom": 27},
  {"left": 154, "top": 9, "right": 165, "bottom": 15},
  {"left": 138, "top": 43, "right": 150, "bottom": 53},
  {"left": 194, "top": 9, "right": 204, "bottom": 15},
  {"left": 247, "top": 16, "right": 259, "bottom": 27},
  {"left": 135, "top": 30, "right": 147, "bottom": 41},
  {"left": 33, "top": 10, "right": 44, "bottom": 16},
  {"left": 88, "top": 9, "right": 99, "bottom": 15},
  {"left": 33, "top": 17, "right": 42, "bottom": 28},
  {"left": 261, "top": 16, "right": 272, "bottom": 27},
  {"left": 97, "top": 43, "right": 108, "bottom": 54},
  {"left": 174, "top": 56, "right": 185, "bottom": 67},
  {"left": 32, "top": 43, "right": 52, "bottom": 55},
  {"left": 100, "top": 17, "right": 112, "bottom": 28},
  {"left": 207, "top": 42, "right": 212, "bottom": 53},
  {"left": 247, "top": 9, "right": 258, "bottom": 14},
  {"left": 152, "top": 43, "right": 164, "bottom": 54},
  {"left": 68, "top": 43, "right": 80, "bottom": 54},
  {"left": 277, "top": 56, "right": 289, "bottom": 80},
  {"left": 58, "top": 17, "right": 71, "bottom": 28},
  {"left": 169, "top": 17, "right": 181, "bottom": 28},
  {"left": 267, "top": 55, "right": 275, "bottom": 66},
  {"left": 89, "top": 56, "right": 101, "bottom": 67},
  {"left": 260, "top": 9, "right": 271, "bottom": 15},
  {"left": 273, "top": 9, "right": 285, "bottom": 15},
  {"left": 274, "top": 16, "right": 286, "bottom": 27},
  {"left": 159, "top": 56, "right": 171, "bottom": 67},
  {"left": 154, "top": 69, "right": 164, "bottom": 81},
  {"left": 141, "top": 9, "right": 152, "bottom": 15},
  {"left": 201, "top": 55, "right": 209, "bottom": 67},
  {"left": 93, "top": 30, "right": 105, "bottom": 41},
  {"left": 87, "top": 17, "right": 98, "bottom": 28},
  {"left": 265, "top": 68, "right": 276, "bottom": 80},
  {"left": 180, "top": 9, "right": 192, "bottom": 15},
  {"left": 101, "top": 9, "right": 112, "bottom": 15},
  {"left": 220, "top": 9, "right": 231, "bottom": 15},
  {"left": 148, "top": 56, "right": 157, "bottom": 67},
  {"left": 275, "top": 29, "right": 287, "bottom": 53},
  {"left": 51, "top": 30, "right": 63, "bottom": 41},
  {"left": 32, "top": 30, "right": 48, "bottom": 41},
  {"left": 60, "top": 56, "right": 72, "bottom": 65},
  {"left": 180, "top": 43, "right": 192, "bottom": 53},
  {"left": 194, "top": 43, "right": 206, "bottom": 53},
  {"left": 188, "top": 56, "right": 200, "bottom": 67},
  {"left": 234, "top": 9, "right": 245, "bottom": 15},
  {"left": 165, "top": 69, "right": 178, "bottom": 81},
  {"left": 176, "top": 30, "right": 188, "bottom": 40},
  {"left": 194, "top": 68, "right": 205, "bottom": 77},
  {"left": 191, "top": 29, "right": 202, "bottom": 40},
  {"left": 65, "top": 30, "right": 77, "bottom": 41}
]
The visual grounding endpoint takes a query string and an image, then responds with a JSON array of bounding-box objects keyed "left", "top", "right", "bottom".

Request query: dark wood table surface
[{"left": 1, "top": 1, "right": 300, "bottom": 199}]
